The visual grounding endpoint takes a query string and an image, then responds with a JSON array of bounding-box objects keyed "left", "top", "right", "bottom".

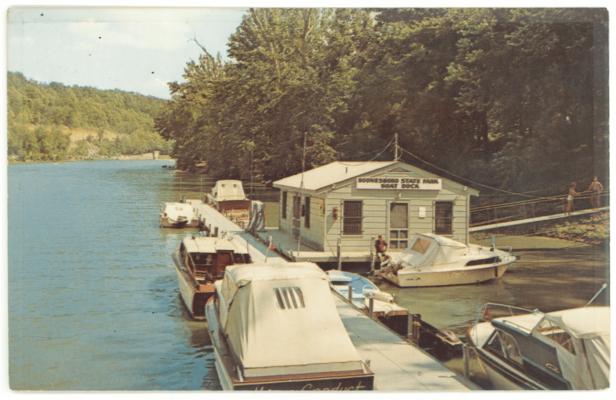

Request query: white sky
[{"left": 8, "top": 7, "right": 246, "bottom": 99}]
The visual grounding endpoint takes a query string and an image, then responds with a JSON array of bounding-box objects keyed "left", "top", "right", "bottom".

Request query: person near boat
[{"left": 375, "top": 235, "right": 389, "bottom": 262}]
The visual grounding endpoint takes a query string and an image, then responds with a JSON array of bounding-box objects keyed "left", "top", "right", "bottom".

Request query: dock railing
[{"left": 470, "top": 191, "right": 609, "bottom": 228}]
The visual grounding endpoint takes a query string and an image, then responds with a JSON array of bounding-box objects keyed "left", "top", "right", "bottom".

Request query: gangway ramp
[{"left": 470, "top": 207, "right": 608, "bottom": 232}]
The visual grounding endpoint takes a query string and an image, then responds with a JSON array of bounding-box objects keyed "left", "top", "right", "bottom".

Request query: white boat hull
[
  {"left": 173, "top": 253, "right": 212, "bottom": 320},
  {"left": 382, "top": 263, "right": 509, "bottom": 287},
  {"left": 160, "top": 215, "right": 199, "bottom": 228}
]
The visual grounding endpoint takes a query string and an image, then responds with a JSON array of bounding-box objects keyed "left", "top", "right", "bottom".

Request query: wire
[
  {"left": 397, "top": 146, "right": 557, "bottom": 200},
  {"left": 337, "top": 137, "right": 396, "bottom": 167}
]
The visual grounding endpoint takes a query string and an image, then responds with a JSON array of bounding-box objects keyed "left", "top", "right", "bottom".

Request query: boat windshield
[
  {"left": 411, "top": 237, "right": 432, "bottom": 254},
  {"left": 190, "top": 253, "right": 214, "bottom": 267}
]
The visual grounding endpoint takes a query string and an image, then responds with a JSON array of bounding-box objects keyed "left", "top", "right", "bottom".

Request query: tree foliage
[
  {"left": 158, "top": 8, "right": 608, "bottom": 194},
  {"left": 7, "top": 72, "right": 171, "bottom": 161}
]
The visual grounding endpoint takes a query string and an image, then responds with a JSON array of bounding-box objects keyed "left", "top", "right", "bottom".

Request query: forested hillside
[
  {"left": 7, "top": 72, "right": 171, "bottom": 161},
  {"left": 157, "top": 9, "right": 608, "bottom": 197}
]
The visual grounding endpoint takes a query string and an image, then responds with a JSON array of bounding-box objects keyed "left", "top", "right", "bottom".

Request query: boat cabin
[
  {"left": 179, "top": 236, "right": 251, "bottom": 282},
  {"left": 273, "top": 161, "right": 479, "bottom": 255},
  {"left": 206, "top": 180, "right": 252, "bottom": 228},
  {"left": 485, "top": 306, "right": 610, "bottom": 389}
]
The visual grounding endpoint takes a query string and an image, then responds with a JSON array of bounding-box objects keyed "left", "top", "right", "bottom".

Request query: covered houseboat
[
  {"left": 206, "top": 180, "right": 252, "bottom": 228},
  {"left": 206, "top": 262, "right": 374, "bottom": 390}
]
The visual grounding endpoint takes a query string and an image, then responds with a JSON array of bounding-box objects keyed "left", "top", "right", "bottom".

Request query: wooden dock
[
  {"left": 189, "top": 200, "right": 477, "bottom": 391},
  {"left": 255, "top": 228, "right": 373, "bottom": 263}
]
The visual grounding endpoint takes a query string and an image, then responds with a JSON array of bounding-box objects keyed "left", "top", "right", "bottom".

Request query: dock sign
[{"left": 356, "top": 176, "right": 442, "bottom": 190}]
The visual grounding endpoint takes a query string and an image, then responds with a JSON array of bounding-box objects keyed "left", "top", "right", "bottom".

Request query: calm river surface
[{"left": 8, "top": 160, "right": 609, "bottom": 390}]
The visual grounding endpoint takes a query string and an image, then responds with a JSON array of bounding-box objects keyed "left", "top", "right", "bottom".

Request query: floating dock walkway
[
  {"left": 469, "top": 206, "right": 609, "bottom": 232},
  {"left": 189, "top": 200, "right": 477, "bottom": 391}
]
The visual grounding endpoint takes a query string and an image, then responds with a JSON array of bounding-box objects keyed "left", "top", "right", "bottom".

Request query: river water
[{"left": 8, "top": 160, "right": 609, "bottom": 390}]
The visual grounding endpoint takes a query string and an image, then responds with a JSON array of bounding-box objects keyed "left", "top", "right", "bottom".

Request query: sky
[{"left": 7, "top": 7, "right": 247, "bottom": 99}]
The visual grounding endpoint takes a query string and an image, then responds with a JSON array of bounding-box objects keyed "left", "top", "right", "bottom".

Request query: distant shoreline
[{"left": 8, "top": 154, "right": 175, "bottom": 165}]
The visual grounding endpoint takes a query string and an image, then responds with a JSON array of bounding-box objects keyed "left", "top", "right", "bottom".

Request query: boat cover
[
  {"left": 534, "top": 307, "right": 610, "bottom": 389},
  {"left": 395, "top": 233, "right": 469, "bottom": 268},
  {"left": 163, "top": 202, "right": 194, "bottom": 222},
  {"left": 212, "top": 180, "right": 247, "bottom": 201},
  {"left": 218, "top": 262, "right": 365, "bottom": 377}
]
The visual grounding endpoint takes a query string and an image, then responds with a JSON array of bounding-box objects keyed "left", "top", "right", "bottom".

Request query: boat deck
[{"left": 189, "top": 199, "right": 476, "bottom": 390}]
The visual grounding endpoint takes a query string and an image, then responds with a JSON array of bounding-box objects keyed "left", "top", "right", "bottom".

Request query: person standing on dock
[
  {"left": 564, "top": 182, "right": 580, "bottom": 216},
  {"left": 587, "top": 176, "right": 604, "bottom": 208},
  {"left": 375, "top": 235, "right": 388, "bottom": 262}
]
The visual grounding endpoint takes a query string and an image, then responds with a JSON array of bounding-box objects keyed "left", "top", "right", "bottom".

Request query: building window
[
  {"left": 389, "top": 202, "right": 409, "bottom": 249},
  {"left": 304, "top": 197, "right": 311, "bottom": 229},
  {"left": 343, "top": 201, "right": 362, "bottom": 235},
  {"left": 282, "top": 192, "right": 287, "bottom": 219},
  {"left": 435, "top": 201, "right": 453, "bottom": 234}
]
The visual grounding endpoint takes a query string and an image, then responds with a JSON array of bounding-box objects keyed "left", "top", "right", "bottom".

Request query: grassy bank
[{"left": 539, "top": 211, "right": 609, "bottom": 246}]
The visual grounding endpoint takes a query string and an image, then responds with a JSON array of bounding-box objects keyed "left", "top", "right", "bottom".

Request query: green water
[{"left": 8, "top": 160, "right": 609, "bottom": 390}]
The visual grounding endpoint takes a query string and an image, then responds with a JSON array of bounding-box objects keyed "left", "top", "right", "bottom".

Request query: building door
[{"left": 389, "top": 202, "right": 409, "bottom": 249}]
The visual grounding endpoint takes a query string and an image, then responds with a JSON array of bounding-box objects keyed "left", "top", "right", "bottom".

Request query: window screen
[
  {"left": 343, "top": 201, "right": 362, "bottom": 235},
  {"left": 435, "top": 201, "right": 453, "bottom": 234}
]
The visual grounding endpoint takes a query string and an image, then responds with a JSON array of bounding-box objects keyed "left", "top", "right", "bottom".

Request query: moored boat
[
  {"left": 206, "top": 262, "right": 374, "bottom": 390},
  {"left": 206, "top": 180, "right": 252, "bottom": 228},
  {"left": 327, "top": 270, "right": 411, "bottom": 336},
  {"left": 378, "top": 233, "right": 516, "bottom": 287},
  {"left": 160, "top": 202, "right": 199, "bottom": 228},
  {"left": 467, "top": 303, "right": 610, "bottom": 390},
  {"left": 173, "top": 236, "right": 251, "bottom": 320}
]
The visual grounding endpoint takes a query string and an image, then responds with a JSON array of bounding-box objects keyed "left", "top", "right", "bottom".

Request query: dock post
[
  {"left": 337, "top": 238, "right": 342, "bottom": 271},
  {"left": 462, "top": 343, "right": 470, "bottom": 378},
  {"left": 408, "top": 314, "right": 421, "bottom": 344},
  {"left": 368, "top": 297, "right": 374, "bottom": 319},
  {"left": 407, "top": 314, "right": 413, "bottom": 339},
  {"left": 214, "top": 227, "right": 219, "bottom": 237},
  {"left": 347, "top": 285, "right": 353, "bottom": 303},
  {"left": 369, "top": 236, "right": 375, "bottom": 273}
]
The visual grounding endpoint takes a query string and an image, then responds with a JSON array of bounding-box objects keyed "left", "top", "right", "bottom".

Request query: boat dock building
[{"left": 262, "top": 161, "right": 479, "bottom": 264}]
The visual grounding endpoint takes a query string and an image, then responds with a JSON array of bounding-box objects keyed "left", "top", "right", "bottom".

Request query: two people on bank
[{"left": 565, "top": 176, "right": 604, "bottom": 215}]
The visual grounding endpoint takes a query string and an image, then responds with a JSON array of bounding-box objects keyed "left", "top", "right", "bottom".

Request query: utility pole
[
  {"left": 394, "top": 133, "right": 400, "bottom": 161},
  {"left": 297, "top": 131, "right": 307, "bottom": 252}
]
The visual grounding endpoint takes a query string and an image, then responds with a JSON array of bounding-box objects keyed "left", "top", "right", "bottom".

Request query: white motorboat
[
  {"left": 378, "top": 233, "right": 516, "bottom": 287},
  {"left": 206, "top": 180, "right": 252, "bottom": 228},
  {"left": 326, "top": 270, "right": 410, "bottom": 333},
  {"left": 206, "top": 262, "right": 374, "bottom": 390},
  {"left": 160, "top": 202, "right": 199, "bottom": 228},
  {"left": 467, "top": 303, "right": 610, "bottom": 390},
  {"left": 172, "top": 236, "right": 251, "bottom": 320}
]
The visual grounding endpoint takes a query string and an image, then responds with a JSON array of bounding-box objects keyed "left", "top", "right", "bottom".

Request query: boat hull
[
  {"left": 173, "top": 253, "right": 214, "bottom": 320},
  {"left": 206, "top": 299, "right": 374, "bottom": 391},
  {"left": 473, "top": 348, "right": 546, "bottom": 390},
  {"left": 382, "top": 263, "right": 509, "bottom": 288},
  {"left": 160, "top": 216, "right": 199, "bottom": 228}
]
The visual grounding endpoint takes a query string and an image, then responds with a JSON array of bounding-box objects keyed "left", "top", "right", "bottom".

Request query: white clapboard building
[{"left": 272, "top": 161, "right": 479, "bottom": 255}]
